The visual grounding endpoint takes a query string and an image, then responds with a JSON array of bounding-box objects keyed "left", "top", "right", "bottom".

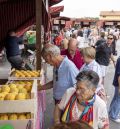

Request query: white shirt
[
  {"left": 58, "top": 87, "right": 109, "bottom": 129},
  {"left": 80, "top": 60, "right": 102, "bottom": 84},
  {"left": 77, "top": 36, "right": 85, "bottom": 48}
]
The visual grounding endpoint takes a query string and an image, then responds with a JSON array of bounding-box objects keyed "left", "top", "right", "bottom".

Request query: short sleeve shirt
[
  {"left": 53, "top": 56, "right": 79, "bottom": 100},
  {"left": 80, "top": 60, "right": 103, "bottom": 84},
  {"left": 96, "top": 42, "right": 112, "bottom": 66}
]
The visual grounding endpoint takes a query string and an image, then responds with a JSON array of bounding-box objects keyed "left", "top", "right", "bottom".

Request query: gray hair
[
  {"left": 76, "top": 70, "right": 99, "bottom": 89},
  {"left": 41, "top": 43, "right": 60, "bottom": 57}
]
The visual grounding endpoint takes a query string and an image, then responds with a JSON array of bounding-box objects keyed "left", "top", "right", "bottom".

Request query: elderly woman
[{"left": 54, "top": 70, "right": 109, "bottom": 129}]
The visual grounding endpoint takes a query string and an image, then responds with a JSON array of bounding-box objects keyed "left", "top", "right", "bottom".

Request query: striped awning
[
  {"left": 50, "top": 6, "right": 64, "bottom": 14},
  {"left": 50, "top": 6, "right": 64, "bottom": 18},
  {"left": 49, "top": 0, "right": 63, "bottom": 6}
]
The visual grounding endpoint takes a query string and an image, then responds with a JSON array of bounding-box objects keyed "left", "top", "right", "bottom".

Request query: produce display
[
  {"left": 0, "top": 113, "right": 31, "bottom": 120},
  {"left": 15, "top": 70, "right": 40, "bottom": 78},
  {"left": 0, "top": 81, "right": 33, "bottom": 100},
  {"left": 0, "top": 69, "right": 42, "bottom": 129}
]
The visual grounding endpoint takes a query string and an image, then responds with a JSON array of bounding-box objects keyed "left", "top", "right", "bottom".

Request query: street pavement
[{"left": 44, "top": 40, "right": 120, "bottom": 129}]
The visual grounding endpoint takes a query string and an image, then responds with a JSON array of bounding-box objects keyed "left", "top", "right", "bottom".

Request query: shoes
[{"left": 110, "top": 117, "right": 120, "bottom": 123}]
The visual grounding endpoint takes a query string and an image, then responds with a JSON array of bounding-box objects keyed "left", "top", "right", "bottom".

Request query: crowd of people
[
  {"left": 38, "top": 26, "right": 120, "bottom": 129},
  {"left": 3, "top": 25, "right": 120, "bottom": 129}
]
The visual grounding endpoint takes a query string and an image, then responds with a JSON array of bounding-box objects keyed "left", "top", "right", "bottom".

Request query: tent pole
[{"left": 36, "top": 0, "right": 42, "bottom": 70}]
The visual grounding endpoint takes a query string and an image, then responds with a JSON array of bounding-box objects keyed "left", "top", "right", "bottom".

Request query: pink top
[{"left": 61, "top": 49, "right": 84, "bottom": 70}]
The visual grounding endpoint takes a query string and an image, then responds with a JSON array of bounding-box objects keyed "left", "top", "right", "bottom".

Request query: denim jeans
[{"left": 8, "top": 55, "right": 24, "bottom": 70}]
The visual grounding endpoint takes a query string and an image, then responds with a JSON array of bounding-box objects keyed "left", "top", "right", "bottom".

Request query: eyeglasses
[{"left": 107, "top": 38, "right": 113, "bottom": 40}]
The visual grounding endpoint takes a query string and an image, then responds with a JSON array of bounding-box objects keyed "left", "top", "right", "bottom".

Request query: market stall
[{"left": 0, "top": 0, "right": 64, "bottom": 129}]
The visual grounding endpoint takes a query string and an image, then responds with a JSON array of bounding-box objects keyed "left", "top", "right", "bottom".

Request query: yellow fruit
[
  {"left": 19, "top": 88, "right": 27, "bottom": 94},
  {"left": 19, "top": 81, "right": 25, "bottom": 85},
  {"left": 0, "top": 114, "right": 8, "bottom": 120},
  {"left": 26, "top": 74, "right": 32, "bottom": 78},
  {"left": 21, "top": 70, "right": 25, "bottom": 72},
  {"left": 10, "top": 87, "right": 19, "bottom": 93},
  {"left": 0, "top": 93, "right": 5, "bottom": 100},
  {"left": 26, "top": 81, "right": 32, "bottom": 85},
  {"left": 15, "top": 73, "right": 20, "bottom": 77},
  {"left": 26, "top": 113, "right": 31, "bottom": 119},
  {"left": 32, "top": 71, "right": 39, "bottom": 76},
  {"left": 36, "top": 72, "right": 39, "bottom": 77},
  {"left": 17, "top": 85, "right": 24, "bottom": 90},
  {"left": 24, "top": 85, "right": 32, "bottom": 92},
  {"left": 17, "top": 73, "right": 25, "bottom": 77},
  {"left": 5, "top": 93, "right": 16, "bottom": 100},
  {"left": 15, "top": 93, "right": 26, "bottom": 100},
  {"left": 28, "top": 71, "right": 34, "bottom": 76},
  {"left": 1, "top": 85, "right": 10, "bottom": 93},
  {"left": 22, "top": 71, "right": 28, "bottom": 76},
  {"left": 2, "top": 92, "right": 8, "bottom": 96},
  {"left": 26, "top": 93, "right": 31, "bottom": 99},
  {"left": 9, "top": 84, "right": 16, "bottom": 88},
  {"left": 9, "top": 114, "right": 17, "bottom": 120},
  {"left": 18, "top": 114, "right": 26, "bottom": 120}
]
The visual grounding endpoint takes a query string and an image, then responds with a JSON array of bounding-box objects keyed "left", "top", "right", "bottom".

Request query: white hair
[{"left": 42, "top": 44, "right": 60, "bottom": 57}]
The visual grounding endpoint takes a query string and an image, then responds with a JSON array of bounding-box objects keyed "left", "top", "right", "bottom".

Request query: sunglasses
[
  {"left": 107, "top": 38, "right": 113, "bottom": 40},
  {"left": 55, "top": 69, "right": 58, "bottom": 81}
]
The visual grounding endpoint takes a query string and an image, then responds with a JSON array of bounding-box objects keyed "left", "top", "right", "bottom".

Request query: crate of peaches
[
  {"left": 0, "top": 80, "right": 37, "bottom": 114},
  {"left": 0, "top": 113, "right": 34, "bottom": 129},
  {"left": 9, "top": 70, "right": 42, "bottom": 80}
]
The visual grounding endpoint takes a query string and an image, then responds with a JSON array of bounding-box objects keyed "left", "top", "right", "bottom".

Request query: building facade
[{"left": 100, "top": 11, "right": 120, "bottom": 28}]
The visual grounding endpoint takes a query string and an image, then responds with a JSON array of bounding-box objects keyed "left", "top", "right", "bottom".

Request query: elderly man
[
  {"left": 61, "top": 38, "right": 84, "bottom": 70},
  {"left": 38, "top": 43, "right": 79, "bottom": 104}
]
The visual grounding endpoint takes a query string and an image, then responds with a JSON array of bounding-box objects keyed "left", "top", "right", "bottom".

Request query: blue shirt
[
  {"left": 113, "top": 57, "right": 120, "bottom": 87},
  {"left": 53, "top": 56, "right": 79, "bottom": 100},
  {"left": 5, "top": 36, "right": 22, "bottom": 58}
]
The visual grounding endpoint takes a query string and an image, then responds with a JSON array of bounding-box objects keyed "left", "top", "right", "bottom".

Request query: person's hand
[
  {"left": 38, "top": 84, "right": 43, "bottom": 91},
  {"left": 54, "top": 119, "right": 60, "bottom": 124}
]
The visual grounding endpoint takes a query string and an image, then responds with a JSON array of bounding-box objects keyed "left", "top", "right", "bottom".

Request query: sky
[{"left": 56, "top": 0, "right": 120, "bottom": 18}]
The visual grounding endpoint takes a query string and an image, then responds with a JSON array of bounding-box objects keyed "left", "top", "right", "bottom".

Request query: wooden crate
[
  {"left": 8, "top": 70, "right": 42, "bottom": 80},
  {"left": 0, "top": 79, "right": 37, "bottom": 114},
  {"left": 0, "top": 80, "right": 38, "bottom": 129},
  {"left": 0, "top": 119, "right": 33, "bottom": 129}
]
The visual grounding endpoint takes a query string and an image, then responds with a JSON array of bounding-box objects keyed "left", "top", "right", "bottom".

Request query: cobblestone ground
[{"left": 44, "top": 40, "right": 120, "bottom": 129}]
